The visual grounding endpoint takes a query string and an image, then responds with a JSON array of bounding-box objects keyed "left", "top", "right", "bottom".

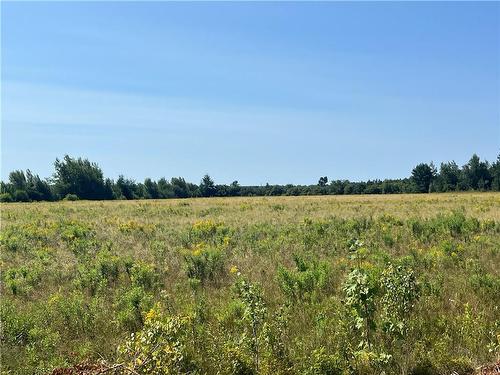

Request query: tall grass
[{"left": 1, "top": 193, "right": 499, "bottom": 374}]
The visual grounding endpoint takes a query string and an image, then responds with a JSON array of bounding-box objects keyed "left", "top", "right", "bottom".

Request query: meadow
[{"left": 1, "top": 193, "right": 499, "bottom": 374}]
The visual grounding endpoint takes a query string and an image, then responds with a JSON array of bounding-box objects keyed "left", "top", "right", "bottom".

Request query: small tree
[
  {"left": 343, "top": 268, "right": 376, "bottom": 350},
  {"left": 380, "top": 264, "right": 420, "bottom": 375},
  {"left": 380, "top": 265, "right": 419, "bottom": 338},
  {"left": 235, "top": 277, "right": 267, "bottom": 373}
]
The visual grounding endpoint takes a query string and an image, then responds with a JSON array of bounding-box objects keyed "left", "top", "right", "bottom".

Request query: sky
[{"left": 2, "top": 2, "right": 499, "bottom": 185}]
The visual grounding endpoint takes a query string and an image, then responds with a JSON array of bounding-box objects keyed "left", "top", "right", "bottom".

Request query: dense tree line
[{"left": 1, "top": 153, "right": 499, "bottom": 202}]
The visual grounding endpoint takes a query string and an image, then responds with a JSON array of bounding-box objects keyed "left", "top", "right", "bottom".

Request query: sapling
[{"left": 235, "top": 276, "right": 267, "bottom": 373}]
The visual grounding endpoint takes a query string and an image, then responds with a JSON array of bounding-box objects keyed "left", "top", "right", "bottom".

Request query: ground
[{"left": 1, "top": 193, "right": 499, "bottom": 374}]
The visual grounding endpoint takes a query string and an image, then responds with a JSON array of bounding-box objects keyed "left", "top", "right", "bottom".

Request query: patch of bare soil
[
  {"left": 49, "top": 361, "right": 122, "bottom": 375},
  {"left": 49, "top": 360, "right": 500, "bottom": 375},
  {"left": 475, "top": 361, "right": 500, "bottom": 375}
]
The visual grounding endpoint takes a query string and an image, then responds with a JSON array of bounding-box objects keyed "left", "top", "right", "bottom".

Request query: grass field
[{"left": 1, "top": 193, "right": 499, "bottom": 374}]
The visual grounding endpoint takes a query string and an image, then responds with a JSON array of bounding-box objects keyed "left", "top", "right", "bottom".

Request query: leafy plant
[
  {"left": 343, "top": 268, "right": 377, "bottom": 350},
  {"left": 278, "top": 254, "right": 330, "bottom": 302},
  {"left": 234, "top": 277, "right": 267, "bottom": 373},
  {"left": 184, "top": 242, "right": 225, "bottom": 285},
  {"left": 118, "top": 311, "right": 198, "bottom": 374}
]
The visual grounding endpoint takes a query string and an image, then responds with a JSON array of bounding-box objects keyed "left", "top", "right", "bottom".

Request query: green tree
[
  {"left": 229, "top": 180, "right": 241, "bottom": 196},
  {"left": 171, "top": 177, "right": 190, "bottom": 198},
  {"left": 200, "top": 174, "right": 216, "bottom": 197},
  {"left": 343, "top": 268, "right": 377, "bottom": 350},
  {"left": 8, "top": 170, "right": 27, "bottom": 191},
  {"left": 8, "top": 170, "right": 53, "bottom": 201},
  {"left": 25, "top": 170, "right": 53, "bottom": 201},
  {"left": 411, "top": 163, "right": 435, "bottom": 193},
  {"left": 144, "top": 178, "right": 159, "bottom": 199},
  {"left": 490, "top": 154, "right": 500, "bottom": 191},
  {"left": 438, "top": 161, "right": 460, "bottom": 192},
  {"left": 53, "top": 155, "right": 112, "bottom": 200},
  {"left": 318, "top": 176, "right": 328, "bottom": 186},
  {"left": 157, "top": 177, "right": 174, "bottom": 198},
  {"left": 13, "top": 190, "right": 30, "bottom": 202},
  {"left": 462, "top": 154, "right": 491, "bottom": 190},
  {"left": 116, "top": 176, "right": 138, "bottom": 200}
]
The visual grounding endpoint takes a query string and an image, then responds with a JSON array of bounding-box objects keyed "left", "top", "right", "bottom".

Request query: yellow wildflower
[{"left": 145, "top": 308, "right": 157, "bottom": 321}]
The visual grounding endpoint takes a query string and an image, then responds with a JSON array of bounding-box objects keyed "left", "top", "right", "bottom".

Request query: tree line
[{"left": 1, "top": 153, "right": 499, "bottom": 202}]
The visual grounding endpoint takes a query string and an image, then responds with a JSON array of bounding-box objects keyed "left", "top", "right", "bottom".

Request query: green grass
[{"left": 1, "top": 193, "right": 499, "bottom": 374}]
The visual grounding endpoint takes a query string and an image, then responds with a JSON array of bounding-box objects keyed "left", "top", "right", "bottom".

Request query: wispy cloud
[{"left": 2, "top": 81, "right": 361, "bottom": 135}]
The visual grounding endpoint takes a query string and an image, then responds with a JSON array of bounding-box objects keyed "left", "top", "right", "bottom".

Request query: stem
[
  {"left": 363, "top": 299, "right": 371, "bottom": 350},
  {"left": 252, "top": 320, "right": 259, "bottom": 373}
]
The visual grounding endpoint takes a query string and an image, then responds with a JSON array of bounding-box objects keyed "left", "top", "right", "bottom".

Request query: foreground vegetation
[{"left": 1, "top": 193, "right": 499, "bottom": 374}]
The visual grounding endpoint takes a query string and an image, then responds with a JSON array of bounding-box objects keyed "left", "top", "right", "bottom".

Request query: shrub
[
  {"left": 184, "top": 243, "right": 225, "bottom": 285},
  {"left": 278, "top": 255, "right": 330, "bottom": 302},
  {"left": 118, "top": 312, "right": 198, "bottom": 374},
  {"left": 130, "top": 262, "right": 159, "bottom": 291},
  {"left": 234, "top": 277, "right": 267, "bottom": 373},
  {"left": 60, "top": 220, "right": 95, "bottom": 256},
  {"left": 343, "top": 268, "right": 377, "bottom": 349},
  {"left": 96, "top": 249, "right": 121, "bottom": 282},
  {"left": 13, "top": 190, "right": 30, "bottom": 202},
  {"left": 187, "top": 220, "right": 231, "bottom": 246},
  {"left": 63, "top": 193, "right": 79, "bottom": 201},
  {"left": 116, "top": 287, "right": 153, "bottom": 332},
  {"left": 0, "top": 227, "right": 29, "bottom": 252},
  {"left": 305, "top": 347, "right": 342, "bottom": 375},
  {"left": 380, "top": 264, "right": 420, "bottom": 339},
  {"left": 0, "top": 301, "right": 34, "bottom": 346},
  {"left": 4, "top": 265, "right": 42, "bottom": 296},
  {"left": 0, "top": 192, "right": 13, "bottom": 202}
]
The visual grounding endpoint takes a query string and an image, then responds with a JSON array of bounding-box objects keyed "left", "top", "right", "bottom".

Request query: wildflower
[
  {"left": 192, "top": 242, "right": 205, "bottom": 256},
  {"left": 145, "top": 308, "right": 157, "bottom": 321},
  {"left": 230, "top": 265, "right": 239, "bottom": 274}
]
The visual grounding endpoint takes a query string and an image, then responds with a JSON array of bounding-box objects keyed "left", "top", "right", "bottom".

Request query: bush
[
  {"left": 119, "top": 312, "right": 199, "bottom": 374},
  {"left": 184, "top": 243, "right": 225, "bottom": 285},
  {"left": 4, "top": 265, "right": 42, "bottom": 296},
  {"left": 0, "top": 192, "right": 13, "bottom": 202},
  {"left": 0, "top": 301, "right": 34, "bottom": 346},
  {"left": 13, "top": 190, "right": 30, "bottom": 202},
  {"left": 76, "top": 248, "right": 121, "bottom": 294},
  {"left": 187, "top": 220, "right": 231, "bottom": 247},
  {"left": 305, "top": 347, "right": 342, "bottom": 375},
  {"left": 130, "top": 262, "right": 159, "bottom": 291},
  {"left": 64, "top": 193, "right": 79, "bottom": 201},
  {"left": 116, "top": 287, "right": 153, "bottom": 332},
  {"left": 278, "top": 255, "right": 330, "bottom": 302}
]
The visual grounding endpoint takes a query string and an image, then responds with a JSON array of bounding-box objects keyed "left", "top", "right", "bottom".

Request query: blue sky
[{"left": 2, "top": 2, "right": 499, "bottom": 184}]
